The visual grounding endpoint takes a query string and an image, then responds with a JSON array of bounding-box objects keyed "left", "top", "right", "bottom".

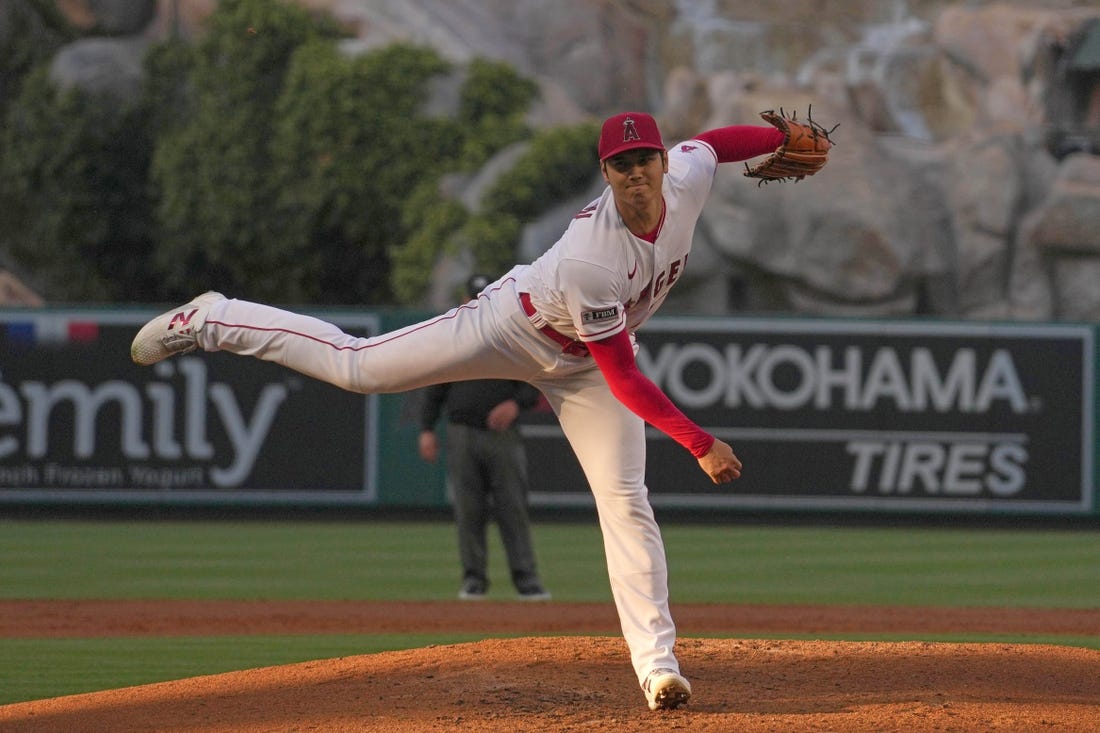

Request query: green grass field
[{"left": 2, "top": 518, "right": 1099, "bottom": 704}]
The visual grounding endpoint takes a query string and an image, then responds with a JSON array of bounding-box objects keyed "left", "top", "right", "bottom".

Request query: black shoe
[
  {"left": 458, "top": 576, "right": 487, "bottom": 600},
  {"left": 515, "top": 580, "right": 551, "bottom": 601}
]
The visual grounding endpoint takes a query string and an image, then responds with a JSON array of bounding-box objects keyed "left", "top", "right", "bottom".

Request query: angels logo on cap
[
  {"left": 599, "top": 112, "right": 665, "bottom": 161},
  {"left": 621, "top": 117, "right": 641, "bottom": 144}
]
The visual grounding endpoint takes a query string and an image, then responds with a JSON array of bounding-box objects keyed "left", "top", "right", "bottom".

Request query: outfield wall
[{"left": 0, "top": 306, "right": 1094, "bottom": 516}]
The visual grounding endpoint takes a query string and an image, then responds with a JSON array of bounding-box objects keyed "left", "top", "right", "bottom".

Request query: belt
[{"left": 518, "top": 292, "right": 589, "bottom": 357}]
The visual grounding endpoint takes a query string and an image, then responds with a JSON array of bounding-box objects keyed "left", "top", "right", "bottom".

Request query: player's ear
[
  {"left": 661, "top": 151, "right": 669, "bottom": 173},
  {"left": 600, "top": 161, "right": 610, "bottom": 183}
]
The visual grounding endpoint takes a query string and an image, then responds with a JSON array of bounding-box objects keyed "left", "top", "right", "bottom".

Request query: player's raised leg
[{"left": 131, "top": 290, "right": 534, "bottom": 394}]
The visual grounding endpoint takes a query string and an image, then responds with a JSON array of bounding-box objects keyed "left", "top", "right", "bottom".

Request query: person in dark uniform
[{"left": 417, "top": 274, "right": 551, "bottom": 601}]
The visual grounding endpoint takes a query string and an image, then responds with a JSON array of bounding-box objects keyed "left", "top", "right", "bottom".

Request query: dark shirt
[{"left": 420, "top": 380, "right": 541, "bottom": 431}]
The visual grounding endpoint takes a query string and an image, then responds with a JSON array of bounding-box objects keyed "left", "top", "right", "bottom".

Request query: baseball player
[{"left": 132, "top": 110, "right": 828, "bottom": 710}]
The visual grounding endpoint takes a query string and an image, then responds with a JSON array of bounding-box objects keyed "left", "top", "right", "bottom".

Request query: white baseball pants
[{"left": 196, "top": 271, "right": 679, "bottom": 686}]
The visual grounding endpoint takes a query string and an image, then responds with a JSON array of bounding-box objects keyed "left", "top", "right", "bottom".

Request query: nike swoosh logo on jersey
[{"left": 627, "top": 260, "right": 639, "bottom": 279}]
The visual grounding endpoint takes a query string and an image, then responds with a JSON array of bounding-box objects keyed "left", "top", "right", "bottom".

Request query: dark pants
[{"left": 446, "top": 423, "right": 539, "bottom": 588}]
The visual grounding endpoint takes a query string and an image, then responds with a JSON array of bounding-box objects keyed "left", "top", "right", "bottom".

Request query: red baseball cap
[{"left": 598, "top": 112, "right": 665, "bottom": 161}]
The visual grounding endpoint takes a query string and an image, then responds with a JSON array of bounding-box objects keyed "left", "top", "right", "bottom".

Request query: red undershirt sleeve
[
  {"left": 694, "top": 125, "right": 785, "bottom": 164},
  {"left": 587, "top": 330, "right": 715, "bottom": 459}
]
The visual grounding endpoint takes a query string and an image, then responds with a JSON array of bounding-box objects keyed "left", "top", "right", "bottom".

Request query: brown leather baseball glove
[{"left": 744, "top": 107, "right": 837, "bottom": 184}]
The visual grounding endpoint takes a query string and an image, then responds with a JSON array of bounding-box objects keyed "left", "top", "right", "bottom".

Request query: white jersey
[{"left": 515, "top": 138, "right": 718, "bottom": 343}]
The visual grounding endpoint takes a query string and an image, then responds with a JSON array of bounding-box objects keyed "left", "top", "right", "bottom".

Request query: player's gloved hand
[
  {"left": 743, "top": 106, "right": 836, "bottom": 184},
  {"left": 698, "top": 439, "right": 742, "bottom": 484}
]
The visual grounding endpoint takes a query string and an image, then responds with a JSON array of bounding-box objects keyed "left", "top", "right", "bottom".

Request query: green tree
[
  {"left": 391, "top": 124, "right": 601, "bottom": 304},
  {"left": 390, "top": 181, "right": 469, "bottom": 304},
  {"left": 459, "top": 211, "right": 523, "bottom": 279},
  {"left": 454, "top": 57, "right": 538, "bottom": 170},
  {"left": 141, "top": 38, "right": 196, "bottom": 135},
  {"left": 270, "top": 42, "right": 456, "bottom": 304},
  {"left": 0, "top": 0, "right": 70, "bottom": 122},
  {"left": 428, "top": 122, "right": 602, "bottom": 294},
  {"left": 0, "top": 0, "right": 581, "bottom": 305},
  {"left": 0, "top": 69, "right": 158, "bottom": 300},
  {"left": 150, "top": 0, "right": 340, "bottom": 302},
  {"left": 480, "top": 122, "right": 600, "bottom": 219}
]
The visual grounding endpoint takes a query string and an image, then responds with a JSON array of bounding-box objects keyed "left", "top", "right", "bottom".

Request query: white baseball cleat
[
  {"left": 643, "top": 668, "right": 692, "bottom": 711},
  {"left": 131, "top": 291, "right": 225, "bottom": 366}
]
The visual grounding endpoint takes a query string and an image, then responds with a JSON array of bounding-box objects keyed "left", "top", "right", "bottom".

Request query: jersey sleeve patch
[{"left": 582, "top": 306, "right": 619, "bottom": 324}]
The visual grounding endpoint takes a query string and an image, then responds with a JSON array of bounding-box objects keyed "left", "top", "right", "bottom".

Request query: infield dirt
[{"left": 1, "top": 600, "right": 1098, "bottom": 732}]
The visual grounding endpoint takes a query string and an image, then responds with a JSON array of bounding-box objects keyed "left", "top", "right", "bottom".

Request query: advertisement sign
[
  {"left": 2, "top": 309, "right": 1094, "bottom": 515},
  {"left": 522, "top": 319, "right": 1095, "bottom": 514},
  {"left": 0, "top": 310, "right": 380, "bottom": 505}
]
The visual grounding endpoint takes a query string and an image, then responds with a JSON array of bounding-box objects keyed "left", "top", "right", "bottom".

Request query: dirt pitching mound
[
  {"left": 2, "top": 601, "right": 1100, "bottom": 731},
  {"left": 3, "top": 636, "right": 1099, "bottom": 732}
]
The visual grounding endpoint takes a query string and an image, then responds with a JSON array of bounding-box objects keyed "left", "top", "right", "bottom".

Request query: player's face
[{"left": 602, "top": 149, "right": 668, "bottom": 209}]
